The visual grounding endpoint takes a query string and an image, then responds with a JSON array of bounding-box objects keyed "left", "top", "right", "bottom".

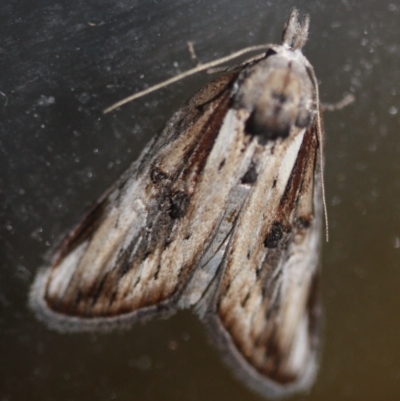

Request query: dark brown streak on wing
[
  {"left": 306, "top": 271, "right": 321, "bottom": 350},
  {"left": 276, "top": 124, "right": 317, "bottom": 230},
  {"left": 161, "top": 74, "right": 238, "bottom": 191},
  {"left": 131, "top": 72, "right": 239, "bottom": 181},
  {"left": 150, "top": 74, "right": 239, "bottom": 199},
  {"left": 151, "top": 71, "right": 240, "bottom": 156},
  {"left": 177, "top": 91, "right": 232, "bottom": 191}
]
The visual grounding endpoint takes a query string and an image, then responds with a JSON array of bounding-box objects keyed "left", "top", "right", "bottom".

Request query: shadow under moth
[{"left": 30, "top": 9, "right": 325, "bottom": 398}]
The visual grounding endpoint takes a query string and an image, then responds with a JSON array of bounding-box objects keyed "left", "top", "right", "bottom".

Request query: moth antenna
[
  {"left": 103, "top": 44, "right": 273, "bottom": 113},
  {"left": 321, "top": 93, "right": 355, "bottom": 112},
  {"left": 307, "top": 65, "right": 329, "bottom": 241},
  {"left": 317, "top": 106, "right": 329, "bottom": 243},
  {"left": 206, "top": 52, "right": 268, "bottom": 74},
  {"left": 187, "top": 41, "right": 200, "bottom": 65}
]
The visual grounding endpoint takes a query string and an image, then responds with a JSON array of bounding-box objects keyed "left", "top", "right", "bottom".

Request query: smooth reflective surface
[{"left": 2, "top": 1, "right": 400, "bottom": 400}]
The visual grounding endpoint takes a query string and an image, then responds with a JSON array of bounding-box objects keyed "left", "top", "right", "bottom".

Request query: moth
[{"left": 30, "top": 9, "right": 325, "bottom": 399}]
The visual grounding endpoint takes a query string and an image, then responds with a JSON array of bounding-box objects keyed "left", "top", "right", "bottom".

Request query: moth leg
[
  {"left": 321, "top": 93, "right": 354, "bottom": 112},
  {"left": 186, "top": 41, "right": 200, "bottom": 65}
]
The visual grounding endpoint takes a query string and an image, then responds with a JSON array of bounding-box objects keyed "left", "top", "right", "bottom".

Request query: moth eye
[{"left": 264, "top": 222, "right": 284, "bottom": 248}]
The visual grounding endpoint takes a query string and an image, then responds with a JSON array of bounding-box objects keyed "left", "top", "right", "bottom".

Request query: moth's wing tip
[
  {"left": 28, "top": 267, "right": 180, "bottom": 333},
  {"left": 28, "top": 267, "right": 113, "bottom": 333},
  {"left": 202, "top": 312, "right": 318, "bottom": 399},
  {"left": 28, "top": 267, "right": 86, "bottom": 333}
]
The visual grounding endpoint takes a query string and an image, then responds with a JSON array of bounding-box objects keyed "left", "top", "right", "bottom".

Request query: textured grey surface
[{"left": 2, "top": 0, "right": 400, "bottom": 400}]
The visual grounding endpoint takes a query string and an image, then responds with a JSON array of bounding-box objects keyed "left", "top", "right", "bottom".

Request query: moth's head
[
  {"left": 234, "top": 54, "right": 316, "bottom": 141},
  {"left": 245, "top": 68, "right": 311, "bottom": 139}
]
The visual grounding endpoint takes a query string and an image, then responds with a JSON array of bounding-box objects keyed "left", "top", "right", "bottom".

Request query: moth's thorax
[{"left": 234, "top": 50, "right": 316, "bottom": 139}]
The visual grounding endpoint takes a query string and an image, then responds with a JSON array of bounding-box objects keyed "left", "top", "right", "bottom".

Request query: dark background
[{"left": 2, "top": 0, "right": 400, "bottom": 400}]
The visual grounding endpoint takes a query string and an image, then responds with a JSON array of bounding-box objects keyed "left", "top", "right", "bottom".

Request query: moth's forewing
[
  {"left": 30, "top": 71, "right": 245, "bottom": 329},
  {"left": 203, "top": 123, "right": 322, "bottom": 397}
]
